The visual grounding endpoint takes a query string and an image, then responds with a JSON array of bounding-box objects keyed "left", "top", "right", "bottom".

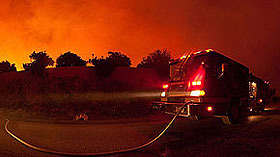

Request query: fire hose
[{"left": 4, "top": 101, "right": 193, "bottom": 156}]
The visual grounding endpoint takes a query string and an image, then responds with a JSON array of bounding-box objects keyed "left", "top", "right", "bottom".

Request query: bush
[{"left": 0, "top": 91, "right": 156, "bottom": 120}]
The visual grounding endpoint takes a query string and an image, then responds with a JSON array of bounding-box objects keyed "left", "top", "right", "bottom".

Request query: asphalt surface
[{"left": 1, "top": 102, "right": 280, "bottom": 157}]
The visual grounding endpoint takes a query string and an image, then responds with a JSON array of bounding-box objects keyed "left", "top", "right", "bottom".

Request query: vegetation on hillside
[
  {"left": 56, "top": 51, "right": 87, "bottom": 67},
  {"left": 138, "top": 49, "right": 172, "bottom": 81},
  {"left": 89, "top": 51, "right": 132, "bottom": 78},
  {"left": 0, "top": 49, "right": 169, "bottom": 121},
  {"left": 0, "top": 61, "right": 17, "bottom": 73},
  {"left": 23, "top": 51, "right": 54, "bottom": 77}
]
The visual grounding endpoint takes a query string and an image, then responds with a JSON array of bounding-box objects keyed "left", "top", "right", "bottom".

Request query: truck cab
[{"left": 249, "top": 74, "right": 270, "bottom": 112}]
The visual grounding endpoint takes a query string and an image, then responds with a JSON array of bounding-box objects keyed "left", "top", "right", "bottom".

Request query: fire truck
[{"left": 154, "top": 49, "right": 270, "bottom": 125}]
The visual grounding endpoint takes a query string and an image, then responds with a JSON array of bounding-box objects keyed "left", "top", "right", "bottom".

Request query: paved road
[
  {"left": 1, "top": 102, "right": 280, "bottom": 156},
  {"left": 0, "top": 119, "right": 48, "bottom": 157},
  {"left": 152, "top": 102, "right": 280, "bottom": 157},
  {"left": 0, "top": 116, "right": 166, "bottom": 156}
]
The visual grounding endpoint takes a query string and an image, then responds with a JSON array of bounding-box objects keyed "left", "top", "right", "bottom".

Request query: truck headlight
[
  {"left": 190, "top": 90, "right": 205, "bottom": 96},
  {"left": 161, "top": 91, "right": 166, "bottom": 97}
]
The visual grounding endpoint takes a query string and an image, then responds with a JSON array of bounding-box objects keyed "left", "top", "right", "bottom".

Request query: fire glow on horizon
[{"left": 0, "top": 0, "right": 280, "bottom": 90}]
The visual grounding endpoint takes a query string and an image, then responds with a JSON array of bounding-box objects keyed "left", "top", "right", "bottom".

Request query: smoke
[{"left": 0, "top": 0, "right": 279, "bottom": 90}]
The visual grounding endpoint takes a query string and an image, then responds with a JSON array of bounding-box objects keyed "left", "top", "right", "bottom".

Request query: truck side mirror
[
  {"left": 222, "top": 63, "right": 225, "bottom": 73},
  {"left": 218, "top": 63, "right": 228, "bottom": 79},
  {"left": 222, "top": 63, "right": 230, "bottom": 73}
]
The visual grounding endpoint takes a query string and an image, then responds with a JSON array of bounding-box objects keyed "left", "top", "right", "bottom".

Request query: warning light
[
  {"left": 190, "top": 90, "right": 205, "bottom": 96},
  {"left": 200, "top": 90, "right": 205, "bottom": 96},
  {"left": 189, "top": 65, "right": 205, "bottom": 90},
  {"left": 163, "top": 84, "right": 169, "bottom": 89},
  {"left": 192, "top": 81, "right": 201, "bottom": 86},
  {"left": 207, "top": 106, "right": 213, "bottom": 112},
  {"left": 180, "top": 55, "right": 187, "bottom": 59},
  {"left": 205, "top": 49, "right": 214, "bottom": 52},
  {"left": 259, "top": 99, "right": 263, "bottom": 103}
]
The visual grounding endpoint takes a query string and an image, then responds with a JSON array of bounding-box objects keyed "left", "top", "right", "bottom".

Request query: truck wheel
[
  {"left": 222, "top": 103, "right": 240, "bottom": 125},
  {"left": 258, "top": 103, "right": 265, "bottom": 112}
]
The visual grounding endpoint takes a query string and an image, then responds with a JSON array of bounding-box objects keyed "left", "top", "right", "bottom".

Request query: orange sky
[{"left": 0, "top": 0, "right": 280, "bottom": 91}]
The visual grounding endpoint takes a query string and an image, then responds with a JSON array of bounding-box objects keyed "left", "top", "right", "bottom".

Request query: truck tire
[
  {"left": 258, "top": 103, "right": 265, "bottom": 112},
  {"left": 259, "top": 99, "right": 266, "bottom": 112},
  {"left": 222, "top": 102, "right": 240, "bottom": 125}
]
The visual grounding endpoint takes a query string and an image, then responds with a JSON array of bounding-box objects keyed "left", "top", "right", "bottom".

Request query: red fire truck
[{"left": 154, "top": 49, "right": 270, "bottom": 125}]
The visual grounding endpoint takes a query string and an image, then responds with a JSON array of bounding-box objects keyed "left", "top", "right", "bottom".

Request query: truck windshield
[{"left": 170, "top": 54, "right": 208, "bottom": 82}]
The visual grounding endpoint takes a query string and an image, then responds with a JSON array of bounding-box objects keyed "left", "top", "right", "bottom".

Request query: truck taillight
[
  {"left": 162, "top": 84, "right": 169, "bottom": 89},
  {"left": 207, "top": 106, "right": 213, "bottom": 112},
  {"left": 161, "top": 84, "right": 168, "bottom": 97}
]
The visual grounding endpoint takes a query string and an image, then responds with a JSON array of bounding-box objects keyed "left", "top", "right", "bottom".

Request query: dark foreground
[{"left": 1, "top": 102, "right": 280, "bottom": 157}]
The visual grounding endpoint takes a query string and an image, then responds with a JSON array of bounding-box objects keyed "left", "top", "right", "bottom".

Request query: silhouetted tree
[
  {"left": 23, "top": 51, "right": 54, "bottom": 77},
  {"left": 56, "top": 51, "right": 87, "bottom": 67},
  {"left": 106, "top": 51, "right": 132, "bottom": 67},
  {"left": 137, "top": 49, "right": 172, "bottom": 80},
  {"left": 89, "top": 51, "right": 131, "bottom": 78},
  {"left": 0, "top": 61, "right": 17, "bottom": 73}
]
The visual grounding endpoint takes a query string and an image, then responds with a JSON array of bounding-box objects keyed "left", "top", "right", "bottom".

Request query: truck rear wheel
[
  {"left": 222, "top": 103, "right": 240, "bottom": 125},
  {"left": 258, "top": 99, "right": 266, "bottom": 112}
]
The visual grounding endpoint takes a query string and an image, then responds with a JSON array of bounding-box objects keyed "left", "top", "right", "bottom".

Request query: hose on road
[{"left": 5, "top": 101, "right": 193, "bottom": 156}]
